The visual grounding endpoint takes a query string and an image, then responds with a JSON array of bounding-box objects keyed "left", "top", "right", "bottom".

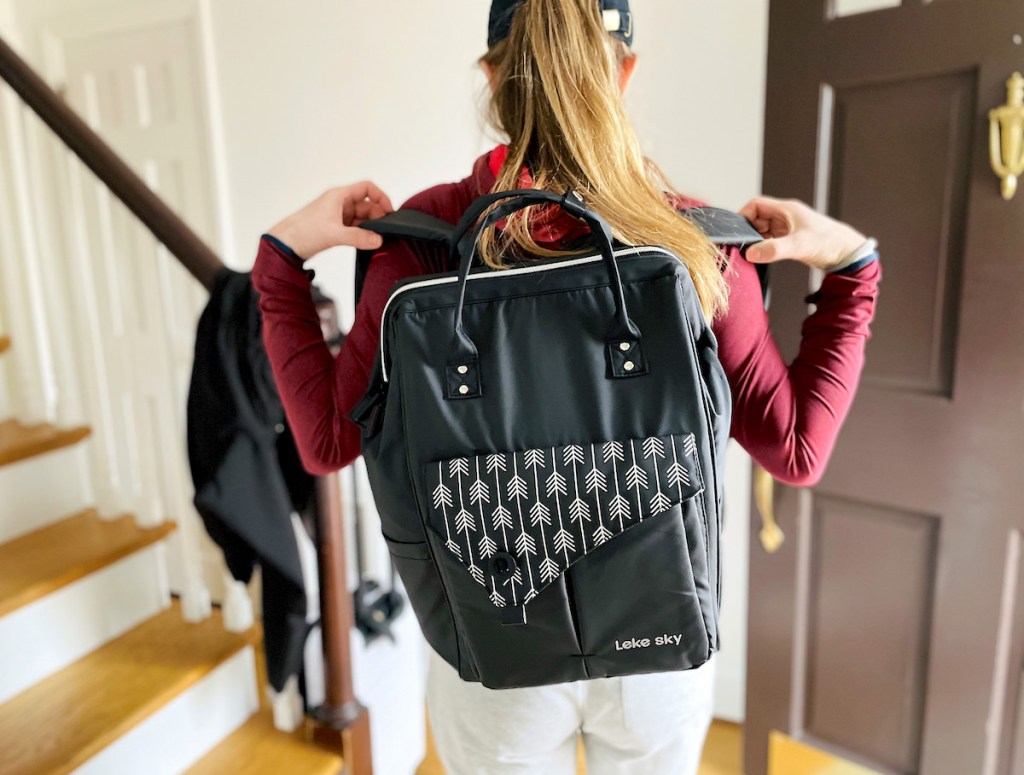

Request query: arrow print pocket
[{"left": 423, "top": 432, "right": 706, "bottom": 618}]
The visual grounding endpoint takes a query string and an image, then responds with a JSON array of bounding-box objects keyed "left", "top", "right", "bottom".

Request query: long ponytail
[{"left": 479, "top": 0, "right": 730, "bottom": 323}]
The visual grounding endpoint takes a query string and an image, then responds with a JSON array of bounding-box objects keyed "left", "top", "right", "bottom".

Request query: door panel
[
  {"left": 803, "top": 498, "right": 937, "bottom": 772},
  {"left": 831, "top": 70, "right": 974, "bottom": 396},
  {"left": 748, "top": 2, "right": 1024, "bottom": 774}
]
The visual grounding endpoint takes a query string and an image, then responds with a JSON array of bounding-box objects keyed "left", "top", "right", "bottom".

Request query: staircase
[{"left": 0, "top": 337, "right": 344, "bottom": 774}]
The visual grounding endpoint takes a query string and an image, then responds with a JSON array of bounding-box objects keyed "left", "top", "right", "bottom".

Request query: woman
[{"left": 252, "top": 1, "right": 881, "bottom": 772}]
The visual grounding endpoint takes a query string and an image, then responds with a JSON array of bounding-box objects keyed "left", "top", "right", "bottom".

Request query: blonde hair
[{"left": 478, "top": 0, "right": 730, "bottom": 323}]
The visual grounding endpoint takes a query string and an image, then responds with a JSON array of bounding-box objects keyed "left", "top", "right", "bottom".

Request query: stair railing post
[{"left": 310, "top": 472, "right": 373, "bottom": 775}]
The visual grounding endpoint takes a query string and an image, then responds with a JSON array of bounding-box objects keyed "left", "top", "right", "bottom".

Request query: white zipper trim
[{"left": 380, "top": 245, "right": 673, "bottom": 382}]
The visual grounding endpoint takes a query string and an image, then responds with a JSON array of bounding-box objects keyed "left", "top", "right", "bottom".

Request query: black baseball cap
[{"left": 487, "top": 0, "right": 634, "bottom": 49}]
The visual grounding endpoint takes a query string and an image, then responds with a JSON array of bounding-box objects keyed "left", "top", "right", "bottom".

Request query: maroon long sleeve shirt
[{"left": 251, "top": 147, "right": 882, "bottom": 486}]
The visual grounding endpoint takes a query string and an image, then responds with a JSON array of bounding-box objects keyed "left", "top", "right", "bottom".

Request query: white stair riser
[
  {"left": 72, "top": 646, "right": 259, "bottom": 775},
  {"left": 0, "top": 542, "right": 170, "bottom": 704},
  {"left": 0, "top": 443, "right": 92, "bottom": 543}
]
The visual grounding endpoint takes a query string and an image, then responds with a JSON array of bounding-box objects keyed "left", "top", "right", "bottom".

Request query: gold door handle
[
  {"left": 754, "top": 465, "right": 784, "bottom": 554},
  {"left": 989, "top": 71, "right": 1024, "bottom": 201}
]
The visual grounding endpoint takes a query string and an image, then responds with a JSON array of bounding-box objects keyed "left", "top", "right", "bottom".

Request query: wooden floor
[
  {"left": 417, "top": 718, "right": 743, "bottom": 774},
  {"left": 697, "top": 722, "right": 744, "bottom": 775}
]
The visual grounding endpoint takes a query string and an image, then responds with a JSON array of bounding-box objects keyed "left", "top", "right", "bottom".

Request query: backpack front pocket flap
[{"left": 423, "top": 433, "right": 704, "bottom": 612}]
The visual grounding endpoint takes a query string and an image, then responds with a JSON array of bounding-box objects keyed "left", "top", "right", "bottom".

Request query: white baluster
[
  {"left": 222, "top": 577, "right": 254, "bottom": 633},
  {"left": 24, "top": 116, "right": 86, "bottom": 428},
  {"left": 269, "top": 676, "right": 304, "bottom": 733},
  {"left": 93, "top": 188, "right": 156, "bottom": 523},
  {"left": 145, "top": 194, "right": 211, "bottom": 621},
  {"left": 128, "top": 215, "right": 167, "bottom": 528},
  {"left": 59, "top": 152, "right": 127, "bottom": 518},
  {"left": 166, "top": 530, "right": 212, "bottom": 622},
  {"left": 0, "top": 88, "right": 56, "bottom": 424}
]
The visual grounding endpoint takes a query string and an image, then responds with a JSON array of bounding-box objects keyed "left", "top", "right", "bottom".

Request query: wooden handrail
[{"left": 0, "top": 32, "right": 369, "bottom": 770}]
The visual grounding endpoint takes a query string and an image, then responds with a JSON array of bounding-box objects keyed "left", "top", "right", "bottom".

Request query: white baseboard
[
  {"left": 0, "top": 542, "right": 170, "bottom": 704},
  {"left": 0, "top": 442, "right": 91, "bottom": 543},
  {"left": 72, "top": 645, "right": 259, "bottom": 775}
]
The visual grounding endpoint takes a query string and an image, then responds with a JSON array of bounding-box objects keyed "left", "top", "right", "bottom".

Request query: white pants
[{"left": 426, "top": 648, "right": 716, "bottom": 775}]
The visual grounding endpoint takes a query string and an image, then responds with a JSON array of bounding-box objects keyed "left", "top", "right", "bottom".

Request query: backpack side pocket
[{"left": 383, "top": 535, "right": 462, "bottom": 673}]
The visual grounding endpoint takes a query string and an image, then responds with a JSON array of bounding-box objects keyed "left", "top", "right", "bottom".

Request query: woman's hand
[
  {"left": 267, "top": 181, "right": 395, "bottom": 259},
  {"left": 738, "top": 195, "right": 867, "bottom": 272}
]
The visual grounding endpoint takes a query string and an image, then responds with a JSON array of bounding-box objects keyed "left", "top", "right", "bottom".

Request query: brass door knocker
[
  {"left": 754, "top": 465, "right": 784, "bottom": 554},
  {"left": 989, "top": 71, "right": 1024, "bottom": 201}
]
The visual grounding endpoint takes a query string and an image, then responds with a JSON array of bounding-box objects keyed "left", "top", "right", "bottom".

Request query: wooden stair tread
[
  {"left": 0, "top": 419, "right": 90, "bottom": 467},
  {"left": 185, "top": 707, "right": 343, "bottom": 775},
  {"left": 0, "top": 335, "right": 9, "bottom": 354},
  {"left": 0, "top": 509, "right": 175, "bottom": 618},
  {"left": 0, "top": 603, "right": 258, "bottom": 775}
]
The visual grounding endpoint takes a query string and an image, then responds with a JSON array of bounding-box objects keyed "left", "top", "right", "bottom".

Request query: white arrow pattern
[
  {"left": 428, "top": 433, "right": 703, "bottom": 611},
  {"left": 564, "top": 443, "right": 590, "bottom": 555},
  {"left": 588, "top": 444, "right": 613, "bottom": 546}
]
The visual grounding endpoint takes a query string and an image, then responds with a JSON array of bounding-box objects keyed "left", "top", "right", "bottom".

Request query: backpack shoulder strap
[
  {"left": 361, "top": 209, "right": 456, "bottom": 243},
  {"left": 679, "top": 206, "right": 763, "bottom": 249},
  {"left": 355, "top": 205, "right": 768, "bottom": 309},
  {"left": 355, "top": 210, "right": 456, "bottom": 309},
  {"left": 682, "top": 206, "right": 771, "bottom": 309}
]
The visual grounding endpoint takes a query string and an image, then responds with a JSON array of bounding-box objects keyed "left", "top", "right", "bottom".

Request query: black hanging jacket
[{"left": 186, "top": 267, "right": 315, "bottom": 692}]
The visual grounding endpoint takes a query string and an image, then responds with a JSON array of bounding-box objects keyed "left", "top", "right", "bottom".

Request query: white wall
[
  {"left": 203, "top": 0, "right": 769, "bottom": 725},
  {"left": 625, "top": 0, "right": 770, "bottom": 722},
  {"left": 202, "top": 0, "right": 494, "bottom": 318}
]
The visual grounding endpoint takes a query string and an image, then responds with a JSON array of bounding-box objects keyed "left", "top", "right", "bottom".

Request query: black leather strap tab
[
  {"left": 606, "top": 337, "right": 648, "bottom": 379},
  {"left": 445, "top": 357, "right": 482, "bottom": 400},
  {"left": 501, "top": 605, "right": 528, "bottom": 626}
]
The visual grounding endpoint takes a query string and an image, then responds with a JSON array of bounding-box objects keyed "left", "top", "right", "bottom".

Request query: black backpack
[{"left": 349, "top": 189, "right": 762, "bottom": 689}]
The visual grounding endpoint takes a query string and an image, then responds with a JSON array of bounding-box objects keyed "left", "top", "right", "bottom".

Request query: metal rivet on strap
[
  {"left": 624, "top": 361, "right": 635, "bottom": 372},
  {"left": 619, "top": 342, "right": 631, "bottom": 352},
  {"left": 457, "top": 365, "right": 469, "bottom": 375},
  {"left": 458, "top": 384, "right": 470, "bottom": 395}
]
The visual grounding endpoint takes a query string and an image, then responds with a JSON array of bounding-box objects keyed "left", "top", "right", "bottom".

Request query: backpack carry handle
[{"left": 445, "top": 189, "right": 646, "bottom": 401}]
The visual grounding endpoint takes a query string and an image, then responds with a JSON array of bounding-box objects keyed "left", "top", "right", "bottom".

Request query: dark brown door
[{"left": 746, "top": 2, "right": 1024, "bottom": 774}]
